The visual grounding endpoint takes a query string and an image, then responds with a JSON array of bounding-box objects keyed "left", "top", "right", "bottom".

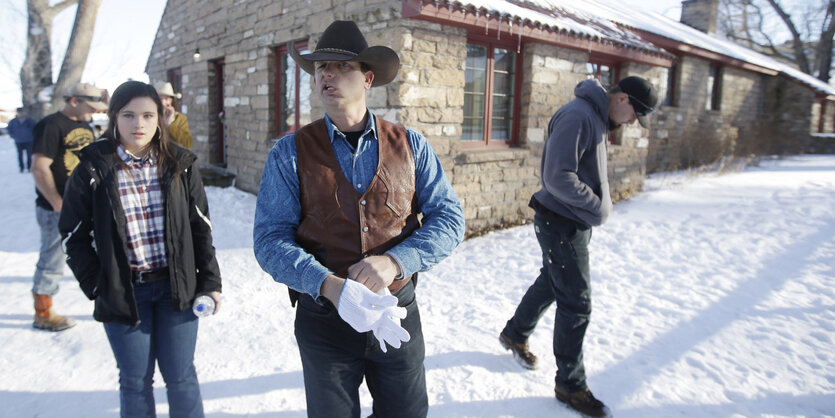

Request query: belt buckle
[{"left": 135, "top": 270, "right": 150, "bottom": 284}]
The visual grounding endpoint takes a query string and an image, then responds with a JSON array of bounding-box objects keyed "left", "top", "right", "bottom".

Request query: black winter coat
[{"left": 59, "top": 139, "right": 222, "bottom": 325}]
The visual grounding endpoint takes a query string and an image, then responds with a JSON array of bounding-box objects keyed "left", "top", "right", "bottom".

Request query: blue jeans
[
  {"left": 294, "top": 280, "right": 428, "bottom": 418},
  {"left": 15, "top": 141, "right": 33, "bottom": 171},
  {"left": 33, "top": 206, "right": 64, "bottom": 296},
  {"left": 503, "top": 213, "right": 593, "bottom": 393},
  {"left": 103, "top": 280, "right": 203, "bottom": 418}
]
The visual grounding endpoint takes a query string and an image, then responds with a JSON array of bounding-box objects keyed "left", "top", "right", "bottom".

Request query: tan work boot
[{"left": 33, "top": 293, "right": 76, "bottom": 332}]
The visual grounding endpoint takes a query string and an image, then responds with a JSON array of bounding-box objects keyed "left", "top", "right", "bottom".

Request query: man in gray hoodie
[{"left": 499, "top": 76, "right": 657, "bottom": 417}]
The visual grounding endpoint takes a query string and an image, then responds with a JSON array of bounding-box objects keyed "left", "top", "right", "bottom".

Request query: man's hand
[
  {"left": 347, "top": 255, "right": 401, "bottom": 293},
  {"left": 162, "top": 105, "right": 176, "bottom": 126},
  {"left": 31, "top": 154, "right": 62, "bottom": 212},
  {"left": 336, "top": 279, "right": 404, "bottom": 332}
]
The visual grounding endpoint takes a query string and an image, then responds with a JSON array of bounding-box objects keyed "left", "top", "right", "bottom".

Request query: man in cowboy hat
[
  {"left": 498, "top": 75, "right": 658, "bottom": 417},
  {"left": 30, "top": 82, "right": 108, "bottom": 331},
  {"left": 254, "top": 20, "right": 465, "bottom": 417},
  {"left": 154, "top": 82, "right": 193, "bottom": 148}
]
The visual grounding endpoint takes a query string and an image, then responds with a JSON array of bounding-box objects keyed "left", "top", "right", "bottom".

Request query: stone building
[{"left": 146, "top": 0, "right": 835, "bottom": 236}]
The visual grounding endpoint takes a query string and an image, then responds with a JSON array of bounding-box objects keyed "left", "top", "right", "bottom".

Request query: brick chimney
[{"left": 680, "top": 0, "right": 719, "bottom": 34}]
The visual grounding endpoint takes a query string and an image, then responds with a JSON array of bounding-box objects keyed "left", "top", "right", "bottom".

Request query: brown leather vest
[{"left": 295, "top": 117, "right": 420, "bottom": 292}]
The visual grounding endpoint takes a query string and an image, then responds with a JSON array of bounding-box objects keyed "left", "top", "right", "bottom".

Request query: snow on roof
[
  {"left": 444, "top": 0, "right": 667, "bottom": 55},
  {"left": 444, "top": 0, "right": 835, "bottom": 95}
]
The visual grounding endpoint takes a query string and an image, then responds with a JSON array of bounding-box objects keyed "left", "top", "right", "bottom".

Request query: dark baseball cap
[{"left": 617, "top": 76, "right": 658, "bottom": 128}]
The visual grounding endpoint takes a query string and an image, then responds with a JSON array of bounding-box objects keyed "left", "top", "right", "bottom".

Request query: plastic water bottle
[{"left": 192, "top": 295, "right": 215, "bottom": 318}]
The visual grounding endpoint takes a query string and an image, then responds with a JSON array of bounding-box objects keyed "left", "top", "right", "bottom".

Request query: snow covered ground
[{"left": 1, "top": 137, "right": 833, "bottom": 417}]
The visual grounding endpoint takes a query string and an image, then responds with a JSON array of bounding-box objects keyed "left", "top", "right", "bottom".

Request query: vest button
[
  {"left": 362, "top": 226, "right": 369, "bottom": 232},
  {"left": 361, "top": 200, "right": 367, "bottom": 206}
]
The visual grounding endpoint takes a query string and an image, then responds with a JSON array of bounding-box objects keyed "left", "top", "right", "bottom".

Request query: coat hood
[{"left": 573, "top": 79, "right": 609, "bottom": 124}]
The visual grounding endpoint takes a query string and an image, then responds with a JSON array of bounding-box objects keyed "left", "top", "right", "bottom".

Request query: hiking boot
[
  {"left": 499, "top": 331, "right": 537, "bottom": 370},
  {"left": 554, "top": 386, "right": 608, "bottom": 417},
  {"left": 33, "top": 293, "right": 76, "bottom": 332}
]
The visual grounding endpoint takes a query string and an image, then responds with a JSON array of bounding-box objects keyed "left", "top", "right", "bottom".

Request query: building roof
[{"left": 406, "top": 0, "right": 835, "bottom": 96}]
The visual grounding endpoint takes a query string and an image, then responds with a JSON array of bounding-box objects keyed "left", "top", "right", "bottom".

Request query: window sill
[{"left": 457, "top": 146, "right": 531, "bottom": 164}]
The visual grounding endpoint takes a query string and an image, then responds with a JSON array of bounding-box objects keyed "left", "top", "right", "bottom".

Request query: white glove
[
  {"left": 370, "top": 288, "right": 411, "bottom": 352},
  {"left": 372, "top": 308, "right": 411, "bottom": 353},
  {"left": 337, "top": 279, "right": 403, "bottom": 332}
]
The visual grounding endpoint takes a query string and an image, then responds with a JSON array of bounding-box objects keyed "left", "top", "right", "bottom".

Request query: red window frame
[
  {"left": 586, "top": 60, "right": 619, "bottom": 89},
  {"left": 275, "top": 42, "right": 310, "bottom": 137},
  {"left": 461, "top": 35, "right": 523, "bottom": 149}
]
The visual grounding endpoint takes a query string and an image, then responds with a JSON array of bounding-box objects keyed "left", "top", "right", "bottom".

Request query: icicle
[
  {"left": 517, "top": 24, "right": 522, "bottom": 54},
  {"left": 497, "top": 15, "right": 502, "bottom": 40},
  {"left": 509, "top": 19, "right": 513, "bottom": 38},
  {"left": 485, "top": 12, "right": 490, "bottom": 35}
]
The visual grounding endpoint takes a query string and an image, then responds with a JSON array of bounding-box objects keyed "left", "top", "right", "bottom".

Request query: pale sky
[{"left": 0, "top": 0, "right": 685, "bottom": 111}]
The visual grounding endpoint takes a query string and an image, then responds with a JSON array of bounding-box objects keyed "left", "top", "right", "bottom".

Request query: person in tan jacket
[{"left": 155, "top": 82, "right": 193, "bottom": 149}]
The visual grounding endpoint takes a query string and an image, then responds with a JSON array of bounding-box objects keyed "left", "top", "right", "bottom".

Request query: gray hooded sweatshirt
[{"left": 533, "top": 79, "right": 613, "bottom": 227}]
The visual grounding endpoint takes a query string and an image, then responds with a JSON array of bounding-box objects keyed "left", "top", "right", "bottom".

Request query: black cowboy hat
[{"left": 289, "top": 20, "right": 400, "bottom": 87}]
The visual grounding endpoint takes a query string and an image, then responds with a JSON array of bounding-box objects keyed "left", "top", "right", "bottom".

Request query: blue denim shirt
[{"left": 253, "top": 113, "right": 465, "bottom": 301}]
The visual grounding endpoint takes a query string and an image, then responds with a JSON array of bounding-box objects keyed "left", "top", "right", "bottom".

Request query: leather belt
[{"left": 132, "top": 268, "right": 169, "bottom": 284}]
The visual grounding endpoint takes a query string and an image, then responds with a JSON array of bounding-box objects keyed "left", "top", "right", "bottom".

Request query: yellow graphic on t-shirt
[{"left": 63, "top": 127, "right": 94, "bottom": 176}]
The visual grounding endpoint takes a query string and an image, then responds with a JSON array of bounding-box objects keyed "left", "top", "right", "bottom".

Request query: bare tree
[
  {"left": 19, "top": 0, "right": 102, "bottom": 119},
  {"left": 718, "top": 0, "right": 835, "bottom": 83}
]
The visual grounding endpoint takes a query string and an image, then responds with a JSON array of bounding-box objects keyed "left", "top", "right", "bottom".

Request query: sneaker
[
  {"left": 499, "top": 331, "right": 537, "bottom": 370},
  {"left": 554, "top": 386, "right": 608, "bottom": 417}
]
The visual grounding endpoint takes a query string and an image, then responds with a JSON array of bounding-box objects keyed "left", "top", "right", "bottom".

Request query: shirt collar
[
  {"left": 324, "top": 110, "right": 378, "bottom": 145},
  {"left": 116, "top": 144, "right": 157, "bottom": 165}
]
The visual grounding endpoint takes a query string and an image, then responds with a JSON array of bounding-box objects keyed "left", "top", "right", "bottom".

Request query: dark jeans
[
  {"left": 103, "top": 280, "right": 203, "bottom": 418},
  {"left": 503, "top": 213, "right": 593, "bottom": 393},
  {"left": 294, "top": 280, "right": 427, "bottom": 418},
  {"left": 15, "top": 141, "right": 33, "bottom": 171}
]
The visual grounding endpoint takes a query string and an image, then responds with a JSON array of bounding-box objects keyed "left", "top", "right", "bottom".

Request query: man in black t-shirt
[{"left": 31, "top": 82, "right": 108, "bottom": 332}]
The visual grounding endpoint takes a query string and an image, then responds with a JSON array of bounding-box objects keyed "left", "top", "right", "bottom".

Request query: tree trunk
[
  {"left": 20, "top": 0, "right": 55, "bottom": 119},
  {"left": 815, "top": 1, "right": 835, "bottom": 83},
  {"left": 50, "top": 0, "right": 103, "bottom": 113},
  {"left": 18, "top": 0, "right": 98, "bottom": 119}
]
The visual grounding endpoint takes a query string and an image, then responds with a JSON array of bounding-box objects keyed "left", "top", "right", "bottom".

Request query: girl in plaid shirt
[{"left": 60, "top": 81, "right": 222, "bottom": 418}]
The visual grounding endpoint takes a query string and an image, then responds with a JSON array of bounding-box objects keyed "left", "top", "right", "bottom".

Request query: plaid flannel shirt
[{"left": 116, "top": 145, "right": 167, "bottom": 272}]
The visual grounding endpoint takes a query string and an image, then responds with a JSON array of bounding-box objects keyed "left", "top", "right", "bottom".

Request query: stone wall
[
  {"left": 148, "top": 0, "right": 821, "bottom": 237},
  {"left": 646, "top": 55, "right": 770, "bottom": 172}
]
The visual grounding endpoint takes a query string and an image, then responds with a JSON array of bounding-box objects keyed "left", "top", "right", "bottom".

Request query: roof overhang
[
  {"left": 633, "top": 29, "right": 779, "bottom": 76},
  {"left": 402, "top": 0, "right": 674, "bottom": 68}
]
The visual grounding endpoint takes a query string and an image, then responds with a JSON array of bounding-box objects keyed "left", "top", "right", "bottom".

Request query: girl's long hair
[{"left": 103, "top": 81, "right": 179, "bottom": 183}]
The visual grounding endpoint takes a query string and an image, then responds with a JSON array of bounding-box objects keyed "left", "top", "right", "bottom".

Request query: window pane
[
  {"left": 492, "top": 47, "right": 515, "bottom": 143},
  {"left": 283, "top": 55, "right": 297, "bottom": 133},
  {"left": 298, "top": 69, "right": 312, "bottom": 127},
  {"left": 297, "top": 45, "right": 312, "bottom": 127},
  {"left": 491, "top": 118, "right": 511, "bottom": 141},
  {"left": 706, "top": 66, "right": 717, "bottom": 111},
  {"left": 465, "top": 69, "right": 487, "bottom": 94},
  {"left": 463, "top": 44, "right": 488, "bottom": 141},
  {"left": 279, "top": 45, "right": 311, "bottom": 134},
  {"left": 494, "top": 48, "right": 515, "bottom": 72},
  {"left": 492, "top": 95, "right": 511, "bottom": 118},
  {"left": 461, "top": 118, "right": 483, "bottom": 141},
  {"left": 466, "top": 44, "right": 487, "bottom": 69},
  {"left": 464, "top": 93, "right": 485, "bottom": 118},
  {"left": 493, "top": 73, "right": 512, "bottom": 95},
  {"left": 599, "top": 64, "right": 614, "bottom": 88}
]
